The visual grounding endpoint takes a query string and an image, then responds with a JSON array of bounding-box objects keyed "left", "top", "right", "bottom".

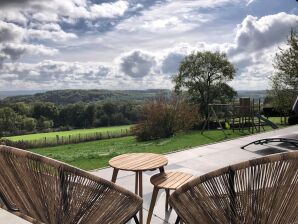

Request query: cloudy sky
[{"left": 0, "top": 0, "right": 297, "bottom": 91}]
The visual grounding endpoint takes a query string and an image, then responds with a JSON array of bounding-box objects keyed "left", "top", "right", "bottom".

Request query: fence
[{"left": 1, "top": 129, "right": 132, "bottom": 149}]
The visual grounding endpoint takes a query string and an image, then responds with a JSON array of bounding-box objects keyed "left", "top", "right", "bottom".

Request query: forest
[
  {"left": 0, "top": 100, "right": 141, "bottom": 136},
  {"left": 0, "top": 89, "right": 175, "bottom": 136}
]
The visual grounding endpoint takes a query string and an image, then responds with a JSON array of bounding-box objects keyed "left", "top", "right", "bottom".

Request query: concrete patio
[{"left": 1, "top": 125, "right": 297, "bottom": 224}]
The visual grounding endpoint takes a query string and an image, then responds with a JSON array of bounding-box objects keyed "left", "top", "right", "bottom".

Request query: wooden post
[{"left": 147, "top": 187, "right": 159, "bottom": 224}]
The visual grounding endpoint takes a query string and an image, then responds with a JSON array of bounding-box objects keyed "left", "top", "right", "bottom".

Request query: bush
[
  {"left": 288, "top": 115, "right": 298, "bottom": 125},
  {"left": 133, "top": 96, "right": 200, "bottom": 141}
]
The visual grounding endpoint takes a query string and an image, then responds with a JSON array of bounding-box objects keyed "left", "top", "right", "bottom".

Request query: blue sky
[{"left": 0, "top": 0, "right": 297, "bottom": 91}]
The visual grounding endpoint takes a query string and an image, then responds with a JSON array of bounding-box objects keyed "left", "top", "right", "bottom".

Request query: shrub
[
  {"left": 288, "top": 115, "right": 298, "bottom": 125},
  {"left": 133, "top": 95, "right": 200, "bottom": 141}
]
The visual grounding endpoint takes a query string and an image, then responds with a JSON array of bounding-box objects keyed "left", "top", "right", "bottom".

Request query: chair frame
[
  {"left": 0, "top": 145, "right": 142, "bottom": 224},
  {"left": 241, "top": 137, "right": 298, "bottom": 149},
  {"left": 169, "top": 151, "right": 298, "bottom": 224}
]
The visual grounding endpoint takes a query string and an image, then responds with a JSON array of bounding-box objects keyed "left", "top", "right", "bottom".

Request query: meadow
[
  {"left": 5, "top": 125, "right": 132, "bottom": 141},
  {"left": 31, "top": 130, "right": 250, "bottom": 170}
]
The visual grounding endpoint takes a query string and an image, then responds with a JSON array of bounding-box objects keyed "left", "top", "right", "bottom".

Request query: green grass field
[
  {"left": 31, "top": 130, "right": 250, "bottom": 170},
  {"left": 268, "top": 116, "right": 288, "bottom": 125},
  {"left": 5, "top": 125, "right": 132, "bottom": 141}
]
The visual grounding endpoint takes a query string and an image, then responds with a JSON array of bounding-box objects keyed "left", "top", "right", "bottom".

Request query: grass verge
[
  {"left": 31, "top": 129, "right": 251, "bottom": 170},
  {"left": 4, "top": 125, "right": 132, "bottom": 141}
]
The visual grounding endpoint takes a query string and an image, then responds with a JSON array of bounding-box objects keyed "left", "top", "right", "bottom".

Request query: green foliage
[
  {"left": 0, "top": 100, "right": 141, "bottom": 135},
  {"left": 22, "top": 117, "right": 37, "bottom": 131},
  {"left": 0, "top": 107, "right": 17, "bottom": 134},
  {"left": 32, "top": 102, "right": 59, "bottom": 120},
  {"left": 173, "top": 51, "right": 236, "bottom": 118},
  {"left": 133, "top": 95, "right": 200, "bottom": 141},
  {"left": 0, "top": 89, "right": 171, "bottom": 105},
  {"left": 270, "top": 29, "right": 298, "bottom": 115},
  {"left": 11, "top": 102, "right": 30, "bottom": 116}
]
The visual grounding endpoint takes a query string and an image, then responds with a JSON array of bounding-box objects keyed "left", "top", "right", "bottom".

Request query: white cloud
[
  {"left": 0, "top": 9, "right": 27, "bottom": 24},
  {"left": 26, "top": 29, "right": 77, "bottom": 42},
  {"left": 118, "top": 50, "right": 156, "bottom": 78},
  {"left": 0, "top": 0, "right": 129, "bottom": 24},
  {"left": 0, "top": 1, "right": 297, "bottom": 91},
  {"left": 0, "top": 60, "right": 112, "bottom": 89},
  {"left": 30, "top": 23, "right": 62, "bottom": 31},
  {"left": 0, "top": 21, "right": 25, "bottom": 43},
  {"left": 223, "top": 12, "right": 298, "bottom": 89},
  {"left": 0, "top": 20, "right": 59, "bottom": 63},
  {"left": 90, "top": 1, "right": 129, "bottom": 19},
  {"left": 0, "top": 43, "right": 58, "bottom": 62},
  {"left": 116, "top": 0, "right": 244, "bottom": 33},
  {"left": 228, "top": 13, "right": 298, "bottom": 56}
]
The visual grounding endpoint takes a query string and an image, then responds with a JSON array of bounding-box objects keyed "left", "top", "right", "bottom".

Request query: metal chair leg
[
  {"left": 175, "top": 216, "right": 181, "bottom": 224},
  {"left": 133, "top": 214, "right": 140, "bottom": 224}
]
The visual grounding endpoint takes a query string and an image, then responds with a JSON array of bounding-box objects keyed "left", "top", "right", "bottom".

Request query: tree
[
  {"left": 102, "top": 102, "right": 117, "bottom": 126},
  {"left": 22, "top": 117, "right": 37, "bottom": 131},
  {"left": 173, "top": 51, "right": 236, "bottom": 118},
  {"left": 0, "top": 107, "right": 18, "bottom": 134},
  {"left": 270, "top": 29, "right": 298, "bottom": 117},
  {"left": 11, "top": 102, "right": 30, "bottom": 116},
  {"left": 32, "top": 102, "right": 59, "bottom": 121},
  {"left": 36, "top": 116, "right": 54, "bottom": 130},
  {"left": 84, "top": 104, "right": 96, "bottom": 127}
]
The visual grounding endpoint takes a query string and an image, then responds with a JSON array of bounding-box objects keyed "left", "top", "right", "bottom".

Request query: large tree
[
  {"left": 270, "top": 29, "right": 298, "bottom": 116},
  {"left": 173, "top": 51, "right": 236, "bottom": 118}
]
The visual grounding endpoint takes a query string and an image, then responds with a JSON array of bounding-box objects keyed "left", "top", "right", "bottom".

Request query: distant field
[
  {"left": 268, "top": 117, "right": 288, "bottom": 125},
  {"left": 5, "top": 125, "right": 132, "bottom": 141},
  {"left": 31, "top": 130, "right": 251, "bottom": 170}
]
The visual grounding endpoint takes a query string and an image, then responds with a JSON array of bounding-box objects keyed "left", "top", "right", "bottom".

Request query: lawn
[
  {"left": 5, "top": 125, "right": 132, "bottom": 141},
  {"left": 268, "top": 116, "right": 288, "bottom": 125},
  {"left": 31, "top": 129, "right": 250, "bottom": 170}
]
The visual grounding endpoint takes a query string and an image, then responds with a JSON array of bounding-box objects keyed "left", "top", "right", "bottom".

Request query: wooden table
[
  {"left": 109, "top": 153, "right": 168, "bottom": 223},
  {"left": 147, "top": 172, "right": 194, "bottom": 224}
]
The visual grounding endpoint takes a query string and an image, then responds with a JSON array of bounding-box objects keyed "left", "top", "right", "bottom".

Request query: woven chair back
[
  {"left": 169, "top": 151, "right": 298, "bottom": 224},
  {"left": 0, "top": 145, "right": 142, "bottom": 224}
]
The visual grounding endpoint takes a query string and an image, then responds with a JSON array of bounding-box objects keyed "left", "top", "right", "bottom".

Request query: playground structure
[{"left": 201, "top": 97, "right": 278, "bottom": 136}]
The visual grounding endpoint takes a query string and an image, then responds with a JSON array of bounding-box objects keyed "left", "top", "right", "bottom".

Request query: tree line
[{"left": 0, "top": 101, "right": 141, "bottom": 136}]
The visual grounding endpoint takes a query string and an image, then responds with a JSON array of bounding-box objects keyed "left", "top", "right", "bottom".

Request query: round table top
[
  {"left": 150, "top": 172, "right": 194, "bottom": 190},
  {"left": 109, "top": 153, "right": 168, "bottom": 171}
]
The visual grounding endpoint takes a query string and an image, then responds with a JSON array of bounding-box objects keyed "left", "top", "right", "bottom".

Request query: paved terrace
[{"left": 1, "top": 125, "right": 297, "bottom": 224}]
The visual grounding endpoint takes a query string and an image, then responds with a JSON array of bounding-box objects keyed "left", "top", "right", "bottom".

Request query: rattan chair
[
  {"left": 0, "top": 145, "right": 142, "bottom": 224},
  {"left": 169, "top": 151, "right": 298, "bottom": 224}
]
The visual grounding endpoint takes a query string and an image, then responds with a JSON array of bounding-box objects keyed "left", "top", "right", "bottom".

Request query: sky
[{"left": 0, "top": 0, "right": 297, "bottom": 91}]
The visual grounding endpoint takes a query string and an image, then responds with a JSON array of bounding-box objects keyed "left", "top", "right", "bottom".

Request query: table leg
[
  {"left": 138, "top": 171, "right": 143, "bottom": 224},
  {"left": 165, "top": 189, "right": 170, "bottom": 211},
  {"left": 159, "top": 167, "right": 165, "bottom": 173},
  {"left": 146, "top": 187, "right": 159, "bottom": 224},
  {"left": 135, "top": 172, "right": 138, "bottom": 195},
  {"left": 111, "top": 168, "right": 119, "bottom": 183}
]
